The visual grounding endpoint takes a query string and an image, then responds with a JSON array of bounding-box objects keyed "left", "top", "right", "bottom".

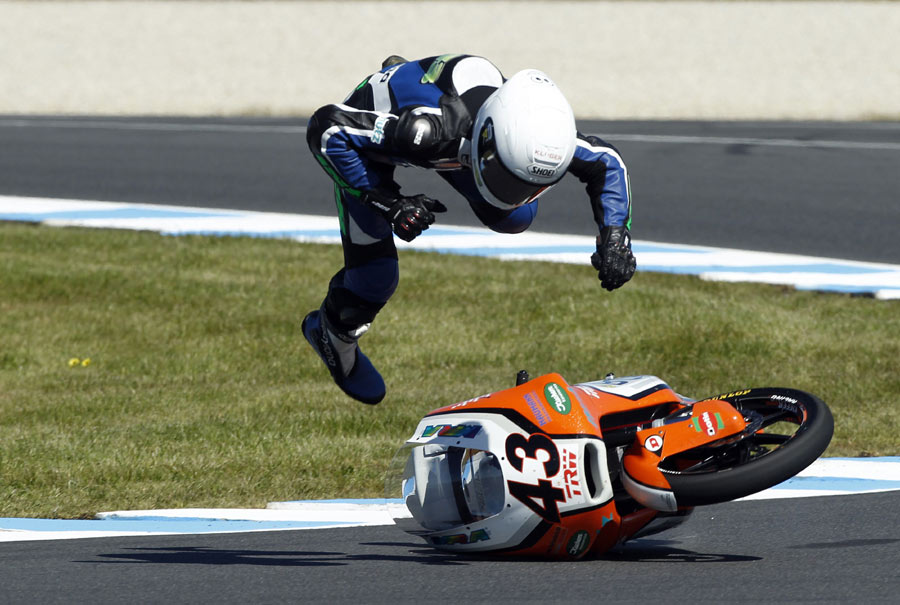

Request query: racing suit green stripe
[
  {"left": 333, "top": 183, "right": 347, "bottom": 236},
  {"left": 314, "top": 153, "right": 362, "bottom": 197},
  {"left": 625, "top": 174, "right": 633, "bottom": 231},
  {"left": 420, "top": 54, "right": 463, "bottom": 84}
]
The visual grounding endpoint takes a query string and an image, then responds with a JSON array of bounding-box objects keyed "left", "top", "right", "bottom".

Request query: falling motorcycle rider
[{"left": 304, "top": 54, "right": 635, "bottom": 404}]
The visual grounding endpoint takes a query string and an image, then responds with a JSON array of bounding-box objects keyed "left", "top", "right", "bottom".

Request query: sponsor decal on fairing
[
  {"left": 524, "top": 391, "right": 551, "bottom": 426},
  {"left": 566, "top": 530, "right": 590, "bottom": 557},
  {"left": 561, "top": 448, "right": 583, "bottom": 499},
  {"left": 691, "top": 411, "right": 724, "bottom": 437},
  {"left": 544, "top": 382, "right": 571, "bottom": 415},
  {"left": 430, "top": 529, "right": 491, "bottom": 545},
  {"left": 420, "top": 423, "right": 482, "bottom": 439},
  {"left": 643, "top": 434, "right": 664, "bottom": 453}
]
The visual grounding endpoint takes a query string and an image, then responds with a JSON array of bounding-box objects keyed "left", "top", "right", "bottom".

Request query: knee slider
[
  {"left": 324, "top": 260, "right": 398, "bottom": 331},
  {"left": 325, "top": 285, "right": 386, "bottom": 331}
]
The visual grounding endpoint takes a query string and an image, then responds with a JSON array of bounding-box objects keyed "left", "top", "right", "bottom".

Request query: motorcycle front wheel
[{"left": 660, "top": 388, "right": 834, "bottom": 506}]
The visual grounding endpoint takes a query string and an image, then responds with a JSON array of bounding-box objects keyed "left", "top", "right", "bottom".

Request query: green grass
[{"left": 1, "top": 222, "right": 897, "bottom": 518}]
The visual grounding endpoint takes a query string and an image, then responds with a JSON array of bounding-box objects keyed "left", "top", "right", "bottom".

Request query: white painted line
[
  {"left": 0, "top": 530, "right": 171, "bottom": 542},
  {"left": 737, "top": 457, "right": 900, "bottom": 501},
  {"left": 0, "top": 118, "right": 305, "bottom": 134},
  {"left": 610, "top": 133, "right": 900, "bottom": 151},
  {"left": 97, "top": 505, "right": 396, "bottom": 526},
  {"left": 2, "top": 119, "right": 898, "bottom": 151}
]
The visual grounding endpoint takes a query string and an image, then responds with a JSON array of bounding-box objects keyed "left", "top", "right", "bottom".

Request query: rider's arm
[
  {"left": 306, "top": 103, "right": 399, "bottom": 193},
  {"left": 567, "top": 133, "right": 632, "bottom": 232},
  {"left": 306, "top": 103, "right": 446, "bottom": 241},
  {"left": 306, "top": 103, "right": 447, "bottom": 190},
  {"left": 567, "top": 133, "right": 636, "bottom": 291}
]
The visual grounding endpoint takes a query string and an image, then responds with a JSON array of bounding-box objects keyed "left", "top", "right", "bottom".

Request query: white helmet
[{"left": 471, "top": 69, "right": 577, "bottom": 209}]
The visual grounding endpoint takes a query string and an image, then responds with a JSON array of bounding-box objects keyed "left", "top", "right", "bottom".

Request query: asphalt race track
[
  {"left": 1, "top": 117, "right": 899, "bottom": 602},
  {"left": 0, "top": 492, "right": 897, "bottom": 603},
  {"left": 1, "top": 116, "right": 899, "bottom": 264}
]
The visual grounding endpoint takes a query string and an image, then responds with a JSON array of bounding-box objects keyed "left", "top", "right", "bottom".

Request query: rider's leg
[{"left": 302, "top": 184, "right": 398, "bottom": 404}]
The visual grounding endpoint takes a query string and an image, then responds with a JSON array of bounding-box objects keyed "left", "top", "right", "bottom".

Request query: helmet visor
[
  {"left": 388, "top": 443, "right": 506, "bottom": 533},
  {"left": 474, "top": 119, "right": 550, "bottom": 207}
]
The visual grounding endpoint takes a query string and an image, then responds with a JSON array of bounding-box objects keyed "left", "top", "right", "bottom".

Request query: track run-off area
[
  {"left": 3, "top": 197, "right": 900, "bottom": 299},
  {"left": 2, "top": 196, "right": 899, "bottom": 541},
  {"left": 0, "top": 457, "right": 897, "bottom": 543}
]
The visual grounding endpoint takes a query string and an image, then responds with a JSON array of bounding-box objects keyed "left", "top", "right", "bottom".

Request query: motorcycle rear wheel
[{"left": 660, "top": 388, "right": 834, "bottom": 506}]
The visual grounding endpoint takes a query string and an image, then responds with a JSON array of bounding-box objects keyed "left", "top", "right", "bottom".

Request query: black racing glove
[
  {"left": 361, "top": 190, "right": 447, "bottom": 242},
  {"left": 591, "top": 226, "right": 637, "bottom": 291}
]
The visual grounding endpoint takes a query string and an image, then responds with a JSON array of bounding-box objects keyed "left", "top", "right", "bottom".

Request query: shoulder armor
[{"left": 394, "top": 109, "right": 442, "bottom": 155}]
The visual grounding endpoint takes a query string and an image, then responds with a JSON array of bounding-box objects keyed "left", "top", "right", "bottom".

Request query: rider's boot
[{"left": 302, "top": 306, "right": 385, "bottom": 405}]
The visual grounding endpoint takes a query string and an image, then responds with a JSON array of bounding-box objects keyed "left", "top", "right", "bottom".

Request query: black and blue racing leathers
[{"left": 306, "top": 54, "right": 632, "bottom": 333}]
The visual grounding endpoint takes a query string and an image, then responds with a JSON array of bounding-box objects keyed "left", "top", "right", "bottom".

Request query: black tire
[{"left": 660, "top": 388, "right": 834, "bottom": 507}]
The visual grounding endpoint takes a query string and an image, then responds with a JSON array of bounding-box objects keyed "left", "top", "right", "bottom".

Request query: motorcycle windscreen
[{"left": 386, "top": 443, "right": 506, "bottom": 534}]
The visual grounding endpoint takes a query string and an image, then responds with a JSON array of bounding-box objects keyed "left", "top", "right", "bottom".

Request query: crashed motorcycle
[{"left": 387, "top": 370, "right": 833, "bottom": 559}]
